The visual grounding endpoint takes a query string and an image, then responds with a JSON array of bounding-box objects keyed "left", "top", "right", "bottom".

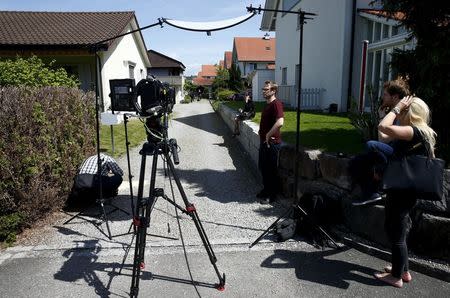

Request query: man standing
[{"left": 257, "top": 81, "right": 284, "bottom": 204}]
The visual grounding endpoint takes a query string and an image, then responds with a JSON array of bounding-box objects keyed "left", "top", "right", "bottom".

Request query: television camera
[
  {"left": 109, "top": 76, "right": 175, "bottom": 118},
  {"left": 109, "top": 77, "right": 176, "bottom": 144}
]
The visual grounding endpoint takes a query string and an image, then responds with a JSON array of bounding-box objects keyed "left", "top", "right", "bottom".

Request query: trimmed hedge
[{"left": 0, "top": 86, "right": 96, "bottom": 242}]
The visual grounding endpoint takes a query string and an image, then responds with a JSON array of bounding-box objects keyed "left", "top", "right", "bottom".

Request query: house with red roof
[
  {"left": 232, "top": 37, "right": 276, "bottom": 79},
  {"left": 224, "top": 51, "right": 232, "bottom": 69},
  {"left": 192, "top": 64, "right": 218, "bottom": 98},
  {"left": 260, "top": 0, "right": 414, "bottom": 111},
  {"left": 0, "top": 10, "right": 150, "bottom": 110}
]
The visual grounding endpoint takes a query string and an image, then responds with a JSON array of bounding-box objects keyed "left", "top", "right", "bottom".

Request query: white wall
[
  {"left": 99, "top": 24, "right": 148, "bottom": 110},
  {"left": 252, "top": 69, "right": 275, "bottom": 101},
  {"left": 275, "top": 0, "right": 353, "bottom": 111}
]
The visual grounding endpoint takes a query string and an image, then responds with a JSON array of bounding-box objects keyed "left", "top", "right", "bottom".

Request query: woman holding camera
[{"left": 375, "top": 96, "right": 437, "bottom": 288}]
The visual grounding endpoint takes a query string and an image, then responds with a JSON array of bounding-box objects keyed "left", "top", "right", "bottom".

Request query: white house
[
  {"left": 147, "top": 49, "right": 186, "bottom": 104},
  {"left": 232, "top": 37, "right": 276, "bottom": 78},
  {"left": 260, "top": 0, "right": 414, "bottom": 111},
  {"left": 0, "top": 11, "right": 150, "bottom": 110}
]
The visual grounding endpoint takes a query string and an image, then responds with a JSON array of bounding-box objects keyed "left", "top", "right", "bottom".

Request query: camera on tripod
[{"left": 109, "top": 76, "right": 175, "bottom": 117}]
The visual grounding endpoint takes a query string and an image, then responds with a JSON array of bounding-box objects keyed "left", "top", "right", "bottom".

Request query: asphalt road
[{"left": 1, "top": 99, "right": 449, "bottom": 297}]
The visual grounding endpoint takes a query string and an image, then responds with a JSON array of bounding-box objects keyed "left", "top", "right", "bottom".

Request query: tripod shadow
[
  {"left": 54, "top": 239, "right": 134, "bottom": 297},
  {"left": 261, "top": 248, "right": 381, "bottom": 289}
]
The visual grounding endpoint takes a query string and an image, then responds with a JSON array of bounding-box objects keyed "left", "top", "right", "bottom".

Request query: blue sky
[{"left": 0, "top": 0, "right": 272, "bottom": 75}]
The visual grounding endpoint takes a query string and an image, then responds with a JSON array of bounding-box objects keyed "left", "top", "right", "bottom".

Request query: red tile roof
[
  {"left": 0, "top": 11, "right": 135, "bottom": 47},
  {"left": 233, "top": 37, "right": 276, "bottom": 62},
  {"left": 148, "top": 49, "right": 185, "bottom": 69},
  {"left": 200, "top": 64, "right": 217, "bottom": 77},
  {"left": 224, "top": 51, "right": 232, "bottom": 69},
  {"left": 358, "top": 9, "right": 406, "bottom": 22},
  {"left": 193, "top": 76, "right": 214, "bottom": 86}
]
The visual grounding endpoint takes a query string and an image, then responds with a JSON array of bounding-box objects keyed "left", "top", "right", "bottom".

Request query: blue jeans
[
  {"left": 365, "top": 140, "right": 394, "bottom": 177},
  {"left": 365, "top": 140, "right": 394, "bottom": 163},
  {"left": 349, "top": 141, "right": 394, "bottom": 195}
]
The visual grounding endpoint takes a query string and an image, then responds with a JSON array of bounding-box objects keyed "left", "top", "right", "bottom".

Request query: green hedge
[
  {"left": 0, "top": 87, "right": 96, "bottom": 243},
  {"left": 217, "top": 89, "right": 235, "bottom": 101}
]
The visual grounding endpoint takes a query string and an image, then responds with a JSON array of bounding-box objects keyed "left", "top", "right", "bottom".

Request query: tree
[
  {"left": 212, "top": 65, "right": 229, "bottom": 91},
  {"left": 376, "top": 0, "right": 450, "bottom": 161},
  {"left": 183, "top": 79, "right": 197, "bottom": 95},
  {"left": 0, "top": 56, "right": 79, "bottom": 87},
  {"left": 228, "top": 63, "right": 243, "bottom": 92}
]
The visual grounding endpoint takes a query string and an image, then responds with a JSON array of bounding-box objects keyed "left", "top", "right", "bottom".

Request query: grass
[
  {"left": 100, "top": 101, "right": 365, "bottom": 157},
  {"left": 224, "top": 101, "right": 364, "bottom": 154},
  {"left": 100, "top": 118, "right": 148, "bottom": 157}
]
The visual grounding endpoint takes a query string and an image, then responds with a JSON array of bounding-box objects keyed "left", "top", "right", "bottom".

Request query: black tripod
[{"left": 129, "top": 121, "right": 225, "bottom": 297}]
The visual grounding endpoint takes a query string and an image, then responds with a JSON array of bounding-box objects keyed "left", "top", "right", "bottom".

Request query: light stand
[{"left": 246, "top": 5, "right": 338, "bottom": 248}]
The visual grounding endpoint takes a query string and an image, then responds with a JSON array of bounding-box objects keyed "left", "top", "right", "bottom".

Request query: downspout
[{"left": 346, "top": 0, "right": 357, "bottom": 111}]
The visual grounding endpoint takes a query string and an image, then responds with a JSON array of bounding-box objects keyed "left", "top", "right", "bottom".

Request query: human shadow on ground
[
  {"left": 261, "top": 248, "right": 381, "bottom": 289},
  {"left": 54, "top": 239, "right": 132, "bottom": 297}
]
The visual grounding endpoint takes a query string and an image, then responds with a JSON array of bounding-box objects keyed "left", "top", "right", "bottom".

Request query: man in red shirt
[{"left": 257, "top": 81, "right": 284, "bottom": 204}]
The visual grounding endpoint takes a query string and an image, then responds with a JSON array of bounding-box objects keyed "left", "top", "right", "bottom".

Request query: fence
[{"left": 278, "top": 85, "right": 324, "bottom": 110}]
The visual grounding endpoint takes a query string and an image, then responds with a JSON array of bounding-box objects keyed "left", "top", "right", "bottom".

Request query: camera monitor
[{"left": 109, "top": 79, "right": 136, "bottom": 113}]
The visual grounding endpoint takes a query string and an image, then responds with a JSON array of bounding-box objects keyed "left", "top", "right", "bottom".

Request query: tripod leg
[
  {"left": 249, "top": 207, "right": 293, "bottom": 248},
  {"left": 130, "top": 151, "right": 148, "bottom": 297},
  {"left": 131, "top": 149, "right": 160, "bottom": 297},
  {"left": 165, "top": 153, "right": 226, "bottom": 289},
  {"left": 98, "top": 199, "right": 113, "bottom": 240}
]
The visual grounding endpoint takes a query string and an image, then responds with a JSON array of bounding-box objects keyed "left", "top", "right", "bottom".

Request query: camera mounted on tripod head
[{"left": 109, "top": 76, "right": 175, "bottom": 117}]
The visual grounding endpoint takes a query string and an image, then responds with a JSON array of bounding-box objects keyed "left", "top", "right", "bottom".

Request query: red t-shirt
[{"left": 258, "top": 99, "right": 284, "bottom": 143}]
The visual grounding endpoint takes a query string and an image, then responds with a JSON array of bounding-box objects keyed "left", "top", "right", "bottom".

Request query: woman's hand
[{"left": 396, "top": 95, "right": 414, "bottom": 112}]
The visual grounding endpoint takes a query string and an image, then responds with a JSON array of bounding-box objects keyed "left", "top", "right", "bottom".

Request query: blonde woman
[{"left": 375, "top": 96, "right": 437, "bottom": 288}]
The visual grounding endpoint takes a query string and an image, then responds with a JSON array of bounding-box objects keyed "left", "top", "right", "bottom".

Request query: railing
[
  {"left": 154, "top": 75, "right": 184, "bottom": 86},
  {"left": 278, "top": 85, "right": 324, "bottom": 110}
]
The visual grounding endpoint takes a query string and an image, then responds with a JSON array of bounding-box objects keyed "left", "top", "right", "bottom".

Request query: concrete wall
[{"left": 217, "top": 102, "right": 450, "bottom": 261}]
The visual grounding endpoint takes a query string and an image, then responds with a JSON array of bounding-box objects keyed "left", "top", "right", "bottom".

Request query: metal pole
[
  {"left": 294, "top": 13, "right": 305, "bottom": 204},
  {"left": 110, "top": 125, "right": 115, "bottom": 155}
]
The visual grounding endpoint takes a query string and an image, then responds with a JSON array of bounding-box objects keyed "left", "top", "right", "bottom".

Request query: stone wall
[{"left": 218, "top": 103, "right": 450, "bottom": 260}]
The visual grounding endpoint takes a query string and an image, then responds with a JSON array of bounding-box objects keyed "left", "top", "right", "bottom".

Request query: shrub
[
  {"left": 0, "top": 87, "right": 96, "bottom": 238},
  {"left": 217, "top": 89, "right": 235, "bottom": 101},
  {"left": 348, "top": 86, "right": 380, "bottom": 142},
  {"left": 0, "top": 56, "right": 79, "bottom": 87}
]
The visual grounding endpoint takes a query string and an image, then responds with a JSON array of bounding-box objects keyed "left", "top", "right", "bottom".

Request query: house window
[
  {"left": 128, "top": 64, "right": 135, "bottom": 79},
  {"left": 392, "top": 25, "right": 406, "bottom": 36},
  {"left": 367, "top": 20, "right": 373, "bottom": 40},
  {"left": 374, "top": 22, "right": 381, "bottom": 42},
  {"left": 382, "top": 24, "right": 390, "bottom": 39},
  {"left": 282, "top": 67, "right": 287, "bottom": 85}
]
